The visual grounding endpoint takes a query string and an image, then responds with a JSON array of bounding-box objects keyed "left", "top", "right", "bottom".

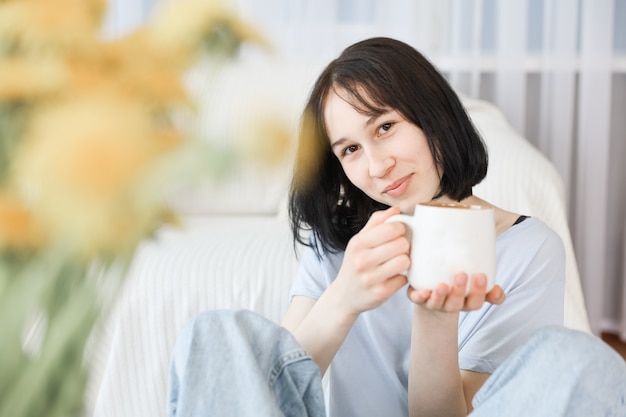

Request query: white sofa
[{"left": 85, "top": 61, "right": 591, "bottom": 417}]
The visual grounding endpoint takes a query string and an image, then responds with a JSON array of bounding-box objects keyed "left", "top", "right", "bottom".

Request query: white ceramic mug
[{"left": 387, "top": 202, "right": 496, "bottom": 293}]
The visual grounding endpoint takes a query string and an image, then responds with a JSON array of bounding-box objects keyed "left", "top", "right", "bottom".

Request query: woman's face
[{"left": 324, "top": 89, "right": 441, "bottom": 215}]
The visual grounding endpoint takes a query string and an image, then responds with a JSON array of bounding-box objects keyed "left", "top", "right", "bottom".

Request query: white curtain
[{"left": 104, "top": 0, "right": 626, "bottom": 340}]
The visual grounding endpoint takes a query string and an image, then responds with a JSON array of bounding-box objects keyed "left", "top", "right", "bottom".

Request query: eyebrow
[
  {"left": 330, "top": 137, "right": 348, "bottom": 152},
  {"left": 365, "top": 113, "right": 380, "bottom": 127}
]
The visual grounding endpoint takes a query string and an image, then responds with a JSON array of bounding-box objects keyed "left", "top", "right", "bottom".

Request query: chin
[{"left": 398, "top": 202, "right": 417, "bottom": 215}]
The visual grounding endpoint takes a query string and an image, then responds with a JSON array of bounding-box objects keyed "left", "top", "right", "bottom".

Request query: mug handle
[{"left": 385, "top": 213, "right": 413, "bottom": 226}]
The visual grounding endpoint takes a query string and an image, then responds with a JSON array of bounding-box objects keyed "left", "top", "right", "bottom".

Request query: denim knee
[
  {"left": 471, "top": 326, "right": 626, "bottom": 417},
  {"left": 528, "top": 325, "right": 624, "bottom": 370},
  {"left": 168, "top": 309, "right": 326, "bottom": 417}
]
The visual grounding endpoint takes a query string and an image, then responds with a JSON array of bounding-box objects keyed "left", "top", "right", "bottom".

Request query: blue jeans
[
  {"left": 168, "top": 310, "right": 325, "bottom": 417},
  {"left": 168, "top": 310, "right": 626, "bottom": 417}
]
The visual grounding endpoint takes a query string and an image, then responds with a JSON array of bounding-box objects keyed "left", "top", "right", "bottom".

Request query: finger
[
  {"left": 367, "top": 236, "right": 410, "bottom": 270},
  {"left": 407, "top": 287, "right": 431, "bottom": 304},
  {"left": 425, "top": 283, "right": 449, "bottom": 309},
  {"left": 486, "top": 285, "right": 506, "bottom": 305},
  {"left": 464, "top": 273, "right": 488, "bottom": 310},
  {"left": 376, "top": 252, "right": 411, "bottom": 281},
  {"left": 356, "top": 219, "right": 408, "bottom": 254},
  {"left": 363, "top": 207, "right": 406, "bottom": 239},
  {"left": 444, "top": 273, "right": 468, "bottom": 311},
  {"left": 366, "top": 274, "right": 408, "bottom": 305},
  {"left": 385, "top": 274, "right": 409, "bottom": 293},
  {"left": 347, "top": 240, "right": 410, "bottom": 287},
  {"left": 361, "top": 254, "right": 411, "bottom": 286},
  {"left": 363, "top": 207, "right": 402, "bottom": 229}
]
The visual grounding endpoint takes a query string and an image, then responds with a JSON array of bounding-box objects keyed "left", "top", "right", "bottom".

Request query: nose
[{"left": 368, "top": 152, "right": 395, "bottom": 178}]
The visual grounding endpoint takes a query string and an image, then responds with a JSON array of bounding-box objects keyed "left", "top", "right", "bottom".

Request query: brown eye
[
  {"left": 343, "top": 144, "right": 360, "bottom": 156},
  {"left": 378, "top": 122, "right": 393, "bottom": 135}
]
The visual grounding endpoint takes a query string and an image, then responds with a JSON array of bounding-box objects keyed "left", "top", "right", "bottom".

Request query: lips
[{"left": 382, "top": 175, "right": 412, "bottom": 197}]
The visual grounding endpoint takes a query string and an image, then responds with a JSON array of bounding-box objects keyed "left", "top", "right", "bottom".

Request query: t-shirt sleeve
[
  {"left": 457, "top": 219, "right": 566, "bottom": 373},
  {"left": 288, "top": 240, "right": 334, "bottom": 302}
]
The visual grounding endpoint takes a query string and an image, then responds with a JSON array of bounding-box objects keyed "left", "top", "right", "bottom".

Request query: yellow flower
[
  {"left": 99, "top": 32, "right": 191, "bottom": 105},
  {"left": 15, "top": 93, "right": 158, "bottom": 195},
  {"left": 0, "top": 57, "right": 67, "bottom": 100},
  {"left": 10, "top": 91, "right": 177, "bottom": 256},
  {"left": 0, "top": 1, "right": 282, "bottom": 415},
  {"left": 239, "top": 115, "right": 294, "bottom": 168},
  {"left": 146, "top": 0, "right": 268, "bottom": 64},
  {"left": 0, "top": 193, "right": 46, "bottom": 251},
  {"left": 0, "top": 0, "right": 105, "bottom": 52}
]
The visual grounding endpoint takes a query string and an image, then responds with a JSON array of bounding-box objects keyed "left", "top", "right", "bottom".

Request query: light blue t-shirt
[{"left": 289, "top": 217, "right": 565, "bottom": 417}]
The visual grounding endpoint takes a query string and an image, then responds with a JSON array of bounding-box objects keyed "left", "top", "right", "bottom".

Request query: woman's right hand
[{"left": 332, "top": 207, "right": 411, "bottom": 315}]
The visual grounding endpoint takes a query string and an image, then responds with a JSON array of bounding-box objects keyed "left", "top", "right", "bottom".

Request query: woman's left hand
[{"left": 407, "top": 272, "right": 505, "bottom": 313}]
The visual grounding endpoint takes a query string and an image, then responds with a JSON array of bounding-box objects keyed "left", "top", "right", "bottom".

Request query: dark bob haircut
[{"left": 289, "top": 37, "right": 488, "bottom": 255}]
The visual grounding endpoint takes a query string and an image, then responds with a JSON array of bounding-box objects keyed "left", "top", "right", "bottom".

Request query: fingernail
[
  {"left": 475, "top": 275, "right": 486, "bottom": 287},
  {"left": 455, "top": 274, "right": 467, "bottom": 286}
]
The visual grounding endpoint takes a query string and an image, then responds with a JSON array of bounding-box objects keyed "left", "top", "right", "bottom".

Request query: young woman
[
  {"left": 283, "top": 36, "right": 562, "bottom": 416},
  {"left": 167, "top": 38, "right": 626, "bottom": 417}
]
